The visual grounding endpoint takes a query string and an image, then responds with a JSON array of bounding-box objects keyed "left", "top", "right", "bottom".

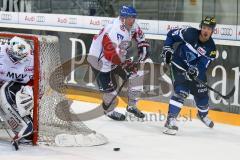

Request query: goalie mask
[{"left": 7, "top": 36, "right": 32, "bottom": 63}]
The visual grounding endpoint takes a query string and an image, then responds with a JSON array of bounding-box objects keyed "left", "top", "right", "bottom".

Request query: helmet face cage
[
  {"left": 120, "top": 5, "right": 137, "bottom": 18},
  {"left": 200, "top": 16, "right": 216, "bottom": 30}
]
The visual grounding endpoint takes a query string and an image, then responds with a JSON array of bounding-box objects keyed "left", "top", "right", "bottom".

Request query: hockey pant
[
  {"left": 168, "top": 68, "right": 209, "bottom": 118},
  {"left": 91, "top": 66, "right": 143, "bottom": 111}
]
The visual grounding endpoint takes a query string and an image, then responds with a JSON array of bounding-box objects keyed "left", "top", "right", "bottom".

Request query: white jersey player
[
  {"left": 87, "top": 6, "right": 150, "bottom": 120},
  {"left": 0, "top": 36, "right": 34, "bottom": 144}
]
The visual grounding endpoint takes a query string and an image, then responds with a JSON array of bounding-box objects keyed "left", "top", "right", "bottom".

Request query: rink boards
[{"left": 66, "top": 89, "right": 240, "bottom": 126}]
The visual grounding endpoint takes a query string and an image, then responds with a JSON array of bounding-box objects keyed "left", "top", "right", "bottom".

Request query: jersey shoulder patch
[{"left": 209, "top": 50, "right": 217, "bottom": 58}]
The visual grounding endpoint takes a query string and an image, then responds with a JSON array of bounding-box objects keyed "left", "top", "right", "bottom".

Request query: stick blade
[
  {"left": 12, "top": 141, "right": 19, "bottom": 151},
  {"left": 223, "top": 86, "right": 235, "bottom": 99}
]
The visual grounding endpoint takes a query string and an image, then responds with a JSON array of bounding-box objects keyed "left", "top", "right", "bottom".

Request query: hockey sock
[
  {"left": 197, "top": 105, "right": 209, "bottom": 118},
  {"left": 168, "top": 96, "right": 184, "bottom": 118}
]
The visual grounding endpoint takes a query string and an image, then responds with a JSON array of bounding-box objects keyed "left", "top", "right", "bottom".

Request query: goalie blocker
[{"left": 0, "top": 81, "right": 33, "bottom": 142}]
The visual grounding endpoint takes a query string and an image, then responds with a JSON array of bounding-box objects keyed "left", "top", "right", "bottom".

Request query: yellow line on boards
[{"left": 66, "top": 90, "right": 240, "bottom": 126}]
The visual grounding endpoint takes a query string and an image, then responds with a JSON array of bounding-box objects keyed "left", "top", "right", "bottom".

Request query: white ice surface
[{"left": 0, "top": 100, "right": 239, "bottom": 160}]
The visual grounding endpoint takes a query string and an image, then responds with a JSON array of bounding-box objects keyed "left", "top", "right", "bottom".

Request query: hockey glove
[
  {"left": 161, "top": 46, "right": 174, "bottom": 64},
  {"left": 122, "top": 59, "right": 138, "bottom": 74},
  {"left": 137, "top": 41, "right": 150, "bottom": 61},
  {"left": 187, "top": 65, "right": 199, "bottom": 80}
]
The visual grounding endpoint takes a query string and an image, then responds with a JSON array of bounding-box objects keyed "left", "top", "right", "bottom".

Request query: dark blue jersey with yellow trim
[{"left": 164, "top": 27, "right": 216, "bottom": 81}]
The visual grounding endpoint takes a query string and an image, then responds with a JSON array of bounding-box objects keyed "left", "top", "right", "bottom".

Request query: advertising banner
[
  {"left": 137, "top": 19, "right": 159, "bottom": 34},
  {"left": 158, "top": 20, "right": 198, "bottom": 35},
  {"left": 0, "top": 11, "right": 18, "bottom": 23},
  {"left": 18, "top": 12, "right": 80, "bottom": 27},
  {"left": 79, "top": 16, "right": 113, "bottom": 30},
  {"left": 1, "top": 11, "right": 240, "bottom": 41},
  {"left": 237, "top": 25, "right": 240, "bottom": 40},
  {"left": 212, "top": 24, "right": 237, "bottom": 40}
]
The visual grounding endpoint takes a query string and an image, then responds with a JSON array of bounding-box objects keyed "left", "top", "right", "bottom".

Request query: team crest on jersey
[{"left": 197, "top": 47, "right": 206, "bottom": 55}]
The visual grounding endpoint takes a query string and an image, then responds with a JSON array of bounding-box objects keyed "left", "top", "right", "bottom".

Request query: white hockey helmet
[{"left": 7, "top": 36, "right": 31, "bottom": 63}]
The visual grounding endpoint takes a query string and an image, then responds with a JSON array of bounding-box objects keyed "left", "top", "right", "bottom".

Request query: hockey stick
[
  {"left": 103, "top": 70, "right": 132, "bottom": 111},
  {"left": 193, "top": 77, "right": 235, "bottom": 99},
  {"left": 3, "top": 125, "right": 19, "bottom": 151},
  {"left": 171, "top": 61, "right": 235, "bottom": 100},
  {"left": 103, "top": 58, "right": 141, "bottom": 112}
]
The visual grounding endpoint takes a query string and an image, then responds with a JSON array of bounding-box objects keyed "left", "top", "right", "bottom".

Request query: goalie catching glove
[{"left": 16, "top": 85, "right": 33, "bottom": 117}]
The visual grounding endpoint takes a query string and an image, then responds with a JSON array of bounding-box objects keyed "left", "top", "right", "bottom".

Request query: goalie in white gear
[{"left": 0, "top": 36, "right": 34, "bottom": 143}]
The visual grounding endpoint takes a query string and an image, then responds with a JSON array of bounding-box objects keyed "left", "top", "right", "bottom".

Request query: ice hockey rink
[{"left": 0, "top": 100, "right": 239, "bottom": 160}]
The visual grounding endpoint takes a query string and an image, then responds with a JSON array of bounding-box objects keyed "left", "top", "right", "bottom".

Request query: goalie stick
[
  {"left": 170, "top": 61, "right": 235, "bottom": 100},
  {"left": 5, "top": 127, "right": 19, "bottom": 151},
  {"left": 0, "top": 119, "right": 19, "bottom": 151}
]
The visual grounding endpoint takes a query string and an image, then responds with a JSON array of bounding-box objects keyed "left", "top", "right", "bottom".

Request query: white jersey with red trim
[
  {"left": 88, "top": 17, "right": 146, "bottom": 72},
  {"left": 0, "top": 44, "right": 34, "bottom": 85}
]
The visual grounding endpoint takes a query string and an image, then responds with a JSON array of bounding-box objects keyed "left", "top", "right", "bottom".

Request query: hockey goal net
[{"left": 0, "top": 32, "right": 108, "bottom": 146}]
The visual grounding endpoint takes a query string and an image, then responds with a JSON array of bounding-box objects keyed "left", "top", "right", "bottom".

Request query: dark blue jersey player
[{"left": 161, "top": 16, "right": 217, "bottom": 135}]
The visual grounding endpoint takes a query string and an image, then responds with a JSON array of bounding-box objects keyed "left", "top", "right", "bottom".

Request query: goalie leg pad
[
  {"left": 16, "top": 85, "right": 33, "bottom": 117},
  {"left": 0, "top": 81, "right": 33, "bottom": 140}
]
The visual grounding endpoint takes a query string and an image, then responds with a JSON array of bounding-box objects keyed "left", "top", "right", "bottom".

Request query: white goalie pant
[{"left": 0, "top": 81, "right": 33, "bottom": 140}]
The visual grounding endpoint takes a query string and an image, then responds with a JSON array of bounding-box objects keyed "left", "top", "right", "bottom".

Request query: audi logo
[
  {"left": 69, "top": 18, "right": 77, "bottom": 24},
  {"left": 139, "top": 22, "right": 149, "bottom": 31},
  {"left": 215, "top": 27, "right": 233, "bottom": 36},
  {"left": 101, "top": 19, "right": 111, "bottom": 26},
  {"left": 220, "top": 28, "right": 233, "bottom": 36},
  {"left": 36, "top": 16, "right": 45, "bottom": 23},
  {"left": 1, "top": 13, "right": 12, "bottom": 21}
]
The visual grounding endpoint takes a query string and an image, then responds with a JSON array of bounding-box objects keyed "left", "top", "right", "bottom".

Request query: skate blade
[{"left": 163, "top": 127, "right": 177, "bottom": 135}]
